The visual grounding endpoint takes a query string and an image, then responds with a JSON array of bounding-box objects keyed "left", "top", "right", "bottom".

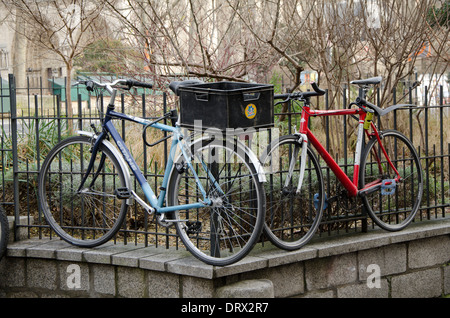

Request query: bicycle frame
[
  {"left": 297, "top": 104, "right": 401, "bottom": 198},
  {"left": 78, "top": 101, "right": 211, "bottom": 215}
]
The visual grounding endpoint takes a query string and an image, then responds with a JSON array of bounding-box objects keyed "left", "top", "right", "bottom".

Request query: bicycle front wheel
[
  {"left": 167, "top": 137, "right": 265, "bottom": 266},
  {"left": 360, "top": 130, "right": 423, "bottom": 231},
  {"left": 38, "top": 136, "right": 128, "bottom": 247},
  {"left": 0, "top": 206, "right": 9, "bottom": 261},
  {"left": 260, "top": 135, "right": 324, "bottom": 250}
]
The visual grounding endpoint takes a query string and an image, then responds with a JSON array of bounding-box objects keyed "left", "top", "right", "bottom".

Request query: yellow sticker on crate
[{"left": 245, "top": 104, "right": 257, "bottom": 119}]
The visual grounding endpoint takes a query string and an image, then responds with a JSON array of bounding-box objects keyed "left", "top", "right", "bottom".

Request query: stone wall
[{"left": 1, "top": 218, "right": 449, "bottom": 298}]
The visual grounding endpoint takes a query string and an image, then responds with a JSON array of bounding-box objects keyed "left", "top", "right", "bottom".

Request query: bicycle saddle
[
  {"left": 368, "top": 103, "right": 415, "bottom": 117},
  {"left": 169, "top": 80, "right": 204, "bottom": 96},
  {"left": 350, "top": 76, "right": 382, "bottom": 86}
]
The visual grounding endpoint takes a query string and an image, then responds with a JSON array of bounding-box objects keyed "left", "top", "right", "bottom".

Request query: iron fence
[{"left": 0, "top": 73, "right": 449, "bottom": 248}]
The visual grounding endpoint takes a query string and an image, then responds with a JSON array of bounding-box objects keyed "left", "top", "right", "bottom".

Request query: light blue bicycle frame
[{"left": 81, "top": 103, "right": 212, "bottom": 216}]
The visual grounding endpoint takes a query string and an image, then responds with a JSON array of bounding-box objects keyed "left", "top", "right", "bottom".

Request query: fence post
[{"left": 8, "top": 74, "right": 20, "bottom": 241}]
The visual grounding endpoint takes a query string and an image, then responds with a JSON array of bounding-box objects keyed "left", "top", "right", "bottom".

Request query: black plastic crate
[{"left": 178, "top": 82, "right": 274, "bottom": 131}]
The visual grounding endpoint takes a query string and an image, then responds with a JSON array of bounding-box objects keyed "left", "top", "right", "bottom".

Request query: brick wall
[{"left": 1, "top": 218, "right": 449, "bottom": 298}]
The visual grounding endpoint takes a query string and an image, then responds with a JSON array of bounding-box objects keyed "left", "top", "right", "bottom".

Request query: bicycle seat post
[{"left": 359, "top": 85, "right": 369, "bottom": 99}]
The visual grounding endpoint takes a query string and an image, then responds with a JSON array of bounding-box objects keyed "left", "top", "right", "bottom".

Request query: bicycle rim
[
  {"left": 39, "top": 136, "right": 128, "bottom": 247},
  {"left": 360, "top": 130, "right": 423, "bottom": 231},
  {"left": 168, "top": 138, "right": 265, "bottom": 266},
  {"left": 260, "top": 135, "right": 324, "bottom": 250}
]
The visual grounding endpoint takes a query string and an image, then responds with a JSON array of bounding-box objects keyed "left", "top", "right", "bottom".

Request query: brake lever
[{"left": 72, "top": 81, "right": 85, "bottom": 87}]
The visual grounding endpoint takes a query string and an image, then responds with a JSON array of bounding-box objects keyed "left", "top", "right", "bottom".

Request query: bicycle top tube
[
  {"left": 108, "top": 109, "right": 179, "bottom": 133},
  {"left": 74, "top": 78, "right": 182, "bottom": 134},
  {"left": 275, "top": 77, "right": 413, "bottom": 118},
  {"left": 74, "top": 78, "right": 207, "bottom": 212}
]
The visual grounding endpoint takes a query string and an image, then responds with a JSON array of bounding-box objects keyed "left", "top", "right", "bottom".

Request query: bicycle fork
[
  {"left": 76, "top": 131, "right": 108, "bottom": 194},
  {"left": 285, "top": 133, "right": 308, "bottom": 195}
]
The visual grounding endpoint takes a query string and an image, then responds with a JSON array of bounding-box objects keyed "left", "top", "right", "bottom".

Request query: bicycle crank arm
[{"left": 131, "top": 190, "right": 155, "bottom": 214}]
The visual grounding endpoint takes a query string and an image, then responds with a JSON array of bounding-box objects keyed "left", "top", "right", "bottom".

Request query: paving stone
[
  {"left": 27, "top": 259, "right": 57, "bottom": 290},
  {"left": 391, "top": 268, "right": 442, "bottom": 298},
  {"left": 358, "top": 243, "right": 407, "bottom": 280},
  {"left": 215, "top": 279, "right": 274, "bottom": 298},
  {"left": 408, "top": 235, "right": 450, "bottom": 269},
  {"left": 92, "top": 264, "right": 116, "bottom": 296}
]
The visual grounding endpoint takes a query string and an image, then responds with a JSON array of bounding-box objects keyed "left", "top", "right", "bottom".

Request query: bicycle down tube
[{"left": 80, "top": 107, "right": 211, "bottom": 215}]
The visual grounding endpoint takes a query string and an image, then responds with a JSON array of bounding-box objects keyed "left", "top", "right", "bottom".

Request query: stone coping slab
[{"left": 6, "top": 218, "right": 450, "bottom": 280}]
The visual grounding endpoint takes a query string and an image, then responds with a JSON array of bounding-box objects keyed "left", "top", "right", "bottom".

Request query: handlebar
[
  {"left": 124, "top": 79, "right": 153, "bottom": 89},
  {"left": 74, "top": 78, "right": 153, "bottom": 93},
  {"left": 274, "top": 82, "right": 325, "bottom": 102}
]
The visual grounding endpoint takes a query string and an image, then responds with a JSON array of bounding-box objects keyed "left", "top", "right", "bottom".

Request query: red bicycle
[{"left": 261, "top": 77, "right": 423, "bottom": 250}]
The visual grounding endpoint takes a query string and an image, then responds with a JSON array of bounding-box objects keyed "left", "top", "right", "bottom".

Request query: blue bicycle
[{"left": 38, "top": 79, "right": 266, "bottom": 266}]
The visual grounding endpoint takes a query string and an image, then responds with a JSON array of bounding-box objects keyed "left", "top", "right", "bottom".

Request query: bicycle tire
[
  {"left": 260, "top": 135, "right": 324, "bottom": 250},
  {"left": 359, "top": 130, "right": 423, "bottom": 231},
  {"left": 38, "top": 136, "right": 128, "bottom": 247},
  {"left": 0, "top": 206, "right": 9, "bottom": 261},
  {"left": 167, "top": 137, "right": 266, "bottom": 266}
]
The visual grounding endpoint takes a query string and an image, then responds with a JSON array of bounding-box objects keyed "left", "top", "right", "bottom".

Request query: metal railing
[{"left": 0, "top": 74, "right": 449, "bottom": 247}]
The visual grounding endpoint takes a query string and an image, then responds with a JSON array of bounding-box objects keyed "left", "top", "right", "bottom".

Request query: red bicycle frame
[{"left": 298, "top": 104, "right": 401, "bottom": 198}]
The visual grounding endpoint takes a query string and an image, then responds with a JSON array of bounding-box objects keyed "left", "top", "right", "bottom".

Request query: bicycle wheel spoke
[
  {"left": 168, "top": 138, "right": 264, "bottom": 266},
  {"left": 360, "top": 131, "right": 423, "bottom": 231},
  {"left": 260, "top": 135, "right": 324, "bottom": 250}
]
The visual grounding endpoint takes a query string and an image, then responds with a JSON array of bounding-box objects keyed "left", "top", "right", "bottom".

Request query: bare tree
[
  {"left": 226, "top": 0, "right": 448, "bottom": 152},
  {"left": 303, "top": 1, "right": 448, "bottom": 106},
  {"left": 226, "top": 0, "right": 313, "bottom": 91},
  {"left": 2, "top": 0, "right": 110, "bottom": 132},
  {"left": 104, "top": 0, "right": 274, "bottom": 87}
]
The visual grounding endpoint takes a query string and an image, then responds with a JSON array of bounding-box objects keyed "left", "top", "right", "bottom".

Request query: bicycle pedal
[
  {"left": 381, "top": 179, "right": 396, "bottom": 195},
  {"left": 314, "top": 193, "right": 328, "bottom": 210},
  {"left": 114, "top": 187, "right": 131, "bottom": 199}
]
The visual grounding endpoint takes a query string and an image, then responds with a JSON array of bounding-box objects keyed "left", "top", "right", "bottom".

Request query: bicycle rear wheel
[
  {"left": 38, "top": 136, "right": 128, "bottom": 247},
  {"left": 0, "top": 206, "right": 9, "bottom": 261},
  {"left": 167, "top": 137, "right": 265, "bottom": 266},
  {"left": 360, "top": 130, "right": 423, "bottom": 231},
  {"left": 260, "top": 135, "right": 324, "bottom": 250}
]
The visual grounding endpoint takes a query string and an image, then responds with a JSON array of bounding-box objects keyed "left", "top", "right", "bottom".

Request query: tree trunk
[{"left": 65, "top": 62, "right": 74, "bottom": 135}]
